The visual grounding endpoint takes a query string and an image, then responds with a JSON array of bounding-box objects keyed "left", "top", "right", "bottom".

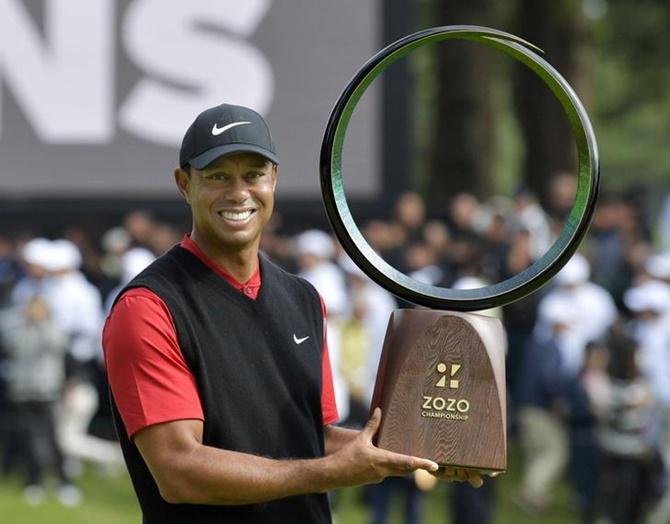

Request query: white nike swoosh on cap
[
  {"left": 211, "top": 121, "right": 251, "bottom": 136},
  {"left": 293, "top": 334, "right": 310, "bottom": 345}
]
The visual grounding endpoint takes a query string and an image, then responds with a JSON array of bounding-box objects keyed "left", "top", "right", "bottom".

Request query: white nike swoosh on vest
[
  {"left": 211, "top": 121, "right": 251, "bottom": 136},
  {"left": 293, "top": 334, "right": 310, "bottom": 345}
]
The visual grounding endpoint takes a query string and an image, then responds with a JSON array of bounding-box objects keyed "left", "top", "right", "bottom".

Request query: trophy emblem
[{"left": 320, "top": 26, "right": 599, "bottom": 474}]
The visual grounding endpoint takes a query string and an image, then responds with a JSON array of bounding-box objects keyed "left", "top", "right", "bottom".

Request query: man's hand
[
  {"left": 323, "top": 408, "right": 438, "bottom": 489},
  {"left": 431, "top": 466, "right": 485, "bottom": 488}
]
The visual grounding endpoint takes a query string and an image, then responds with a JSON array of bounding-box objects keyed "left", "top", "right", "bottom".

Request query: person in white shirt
[
  {"left": 536, "top": 254, "right": 617, "bottom": 377},
  {"left": 295, "top": 229, "right": 350, "bottom": 422},
  {"left": 39, "top": 239, "right": 123, "bottom": 472}
]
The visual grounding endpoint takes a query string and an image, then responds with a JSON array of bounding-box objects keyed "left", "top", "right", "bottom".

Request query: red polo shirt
[{"left": 103, "top": 235, "right": 339, "bottom": 438}]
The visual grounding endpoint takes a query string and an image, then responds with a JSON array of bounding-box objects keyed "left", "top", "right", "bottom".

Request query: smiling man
[{"left": 102, "top": 103, "right": 449, "bottom": 524}]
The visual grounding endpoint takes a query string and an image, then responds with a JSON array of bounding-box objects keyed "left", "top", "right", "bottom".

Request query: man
[{"left": 104, "top": 103, "right": 479, "bottom": 523}]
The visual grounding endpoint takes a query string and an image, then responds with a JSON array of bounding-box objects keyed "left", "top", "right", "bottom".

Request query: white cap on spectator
[
  {"left": 554, "top": 253, "right": 590, "bottom": 286},
  {"left": 539, "top": 295, "right": 576, "bottom": 326},
  {"left": 623, "top": 280, "right": 670, "bottom": 313},
  {"left": 121, "top": 247, "right": 155, "bottom": 283},
  {"left": 645, "top": 252, "right": 670, "bottom": 280},
  {"left": 294, "top": 230, "right": 335, "bottom": 259},
  {"left": 47, "top": 239, "right": 82, "bottom": 272},
  {"left": 22, "top": 238, "right": 52, "bottom": 267},
  {"left": 101, "top": 227, "right": 132, "bottom": 253}
]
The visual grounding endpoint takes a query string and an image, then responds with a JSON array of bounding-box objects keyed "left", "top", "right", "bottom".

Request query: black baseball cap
[{"left": 179, "top": 104, "right": 278, "bottom": 169}]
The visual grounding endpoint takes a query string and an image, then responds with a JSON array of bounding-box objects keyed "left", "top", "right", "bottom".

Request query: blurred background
[{"left": 1, "top": 0, "right": 669, "bottom": 522}]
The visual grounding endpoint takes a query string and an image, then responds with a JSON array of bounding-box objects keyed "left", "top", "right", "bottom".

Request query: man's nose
[{"left": 226, "top": 178, "right": 251, "bottom": 202}]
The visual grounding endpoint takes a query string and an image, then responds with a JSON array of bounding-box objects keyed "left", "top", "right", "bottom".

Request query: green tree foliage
[
  {"left": 411, "top": 0, "right": 669, "bottom": 204},
  {"left": 593, "top": 0, "right": 670, "bottom": 192}
]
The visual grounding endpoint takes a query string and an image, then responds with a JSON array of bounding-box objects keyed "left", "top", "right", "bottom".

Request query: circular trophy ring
[{"left": 320, "top": 25, "right": 599, "bottom": 311}]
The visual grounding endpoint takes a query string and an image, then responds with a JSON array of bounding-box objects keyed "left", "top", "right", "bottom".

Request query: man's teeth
[{"left": 219, "top": 210, "right": 254, "bottom": 221}]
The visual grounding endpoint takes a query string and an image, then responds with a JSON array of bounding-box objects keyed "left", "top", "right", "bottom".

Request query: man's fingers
[
  {"left": 465, "top": 469, "right": 484, "bottom": 488},
  {"left": 362, "top": 408, "right": 382, "bottom": 440},
  {"left": 376, "top": 448, "right": 438, "bottom": 473},
  {"left": 432, "top": 467, "right": 484, "bottom": 487}
]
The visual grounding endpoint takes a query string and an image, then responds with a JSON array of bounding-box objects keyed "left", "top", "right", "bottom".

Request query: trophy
[{"left": 320, "top": 26, "right": 599, "bottom": 474}]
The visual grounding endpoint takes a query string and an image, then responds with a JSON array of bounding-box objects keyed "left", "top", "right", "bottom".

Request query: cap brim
[{"left": 188, "top": 144, "right": 278, "bottom": 169}]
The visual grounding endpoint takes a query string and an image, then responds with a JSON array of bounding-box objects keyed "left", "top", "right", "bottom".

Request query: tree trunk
[
  {"left": 513, "top": 0, "right": 590, "bottom": 205},
  {"left": 428, "top": 0, "right": 496, "bottom": 206}
]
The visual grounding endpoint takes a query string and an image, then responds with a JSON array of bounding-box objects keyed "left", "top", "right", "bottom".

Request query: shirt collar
[{"left": 179, "top": 235, "right": 261, "bottom": 299}]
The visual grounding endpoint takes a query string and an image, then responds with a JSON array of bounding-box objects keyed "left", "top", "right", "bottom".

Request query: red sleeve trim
[
  {"left": 103, "top": 287, "right": 204, "bottom": 438},
  {"left": 319, "top": 295, "right": 339, "bottom": 425}
]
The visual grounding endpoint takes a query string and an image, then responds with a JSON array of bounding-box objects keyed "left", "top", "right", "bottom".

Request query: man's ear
[
  {"left": 174, "top": 167, "right": 191, "bottom": 203},
  {"left": 272, "top": 164, "right": 279, "bottom": 192}
]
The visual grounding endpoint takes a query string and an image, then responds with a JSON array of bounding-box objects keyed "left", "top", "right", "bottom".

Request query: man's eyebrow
[
  {"left": 203, "top": 159, "right": 270, "bottom": 173},
  {"left": 247, "top": 159, "right": 271, "bottom": 168}
]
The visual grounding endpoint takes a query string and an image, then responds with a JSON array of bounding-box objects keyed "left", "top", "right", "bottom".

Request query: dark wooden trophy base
[{"left": 370, "top": 309, "right": 507, "bottom": 473}]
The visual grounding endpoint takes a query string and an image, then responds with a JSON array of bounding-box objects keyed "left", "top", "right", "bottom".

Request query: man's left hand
[{"left": 431, "top": 467, "right": 484, "bottom": 488}]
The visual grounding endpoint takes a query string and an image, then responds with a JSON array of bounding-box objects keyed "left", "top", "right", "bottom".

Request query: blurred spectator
[
  {"left": 513, "top": 188, "right": 553, "bottom": 262},
  {"left": 644, "top": 251, "right": 670, "bottom": 285},
  {"left": 362, "top": 219, "right": 406, "bottom": 272},
  {"left": 479, "top": 211, "right": 509, "bottom": 283},
  {"left": 34, "top": 239, "right": 122, "bottom": 473},
  {"left": 99, "top": 227, "right": 132, "bottom": 279},
  {"left": 451, "top": 480, "right": 494, "bottom": 524},
  {"left": 104, "top": 247, "right": 156, "bottom": 313},
  {"left": 569, "top": 341, "right": 608, "bottom": 524},
  {"left": 123, "top": 210, "right": 156, "bottom": 249},
  {"left": 0, "top": 236, "right": 21, "bottom": 306},
  {"left": 502, "top": 229, "right": 541, "bottom": 404},
  {"left": 259, "top": 211, "right": 294, "bottom": 271},
  {"left": 536, "top": 254, "right": 617, "bottom": 377},
  {"left": 11, "top": 238, "right": 52, "bottom": 306},
  {"left": 623, "top": 280, "right": 670, "bottom": 409},
  {"left": 146, "top": 223, "right": 181, "bottom": 256},
  {"left": 422, "top": 220, "right": 454, "bottom": 284},
  {"left": 447, "top": 193, "right": 484, "bottom": 276},
  {"left": 587, "top": 196, "right": 632, "bottom": 304},
  {"left": 392, "top": 192, "right": 426, "bottom": 245},
  {"left": 294, "top": 229, "right": 350, "bottom": 422},
  {"left": 515, "top": 298, "right": 572, "bottom": 514},
  {"left": 63, "top": 226, "right": 113, "bottom": 296},
  {"left": 405, "top": 243, "right": 444, "bottom": 286},
  {"left": 595, "top": 332, "right": 663, "bottom": 524},
  {"left": 338, "top": 256, "right": 397, "bottom": 412},
  {"left": 547, "top": 172, "right": 577, "bottom": 222},
  {"left": 41, "top": 239, "right": 103, "bottom": 366},
  {"left": 369, "top": 475, "right": 425, "bottom": 524},
  {"left": 0, "top": 296, "right": 81, "bottom": 506},
  {"left": 623, "top": 279, "right": 670, "bottom": 524},
  {"left": 338, "top": 294, "right": 370, "bottom": 426}
]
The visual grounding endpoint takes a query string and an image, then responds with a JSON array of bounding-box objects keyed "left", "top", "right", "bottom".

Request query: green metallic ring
[{"left": 319, "top": 25, "right": 599, "bottom": 311}]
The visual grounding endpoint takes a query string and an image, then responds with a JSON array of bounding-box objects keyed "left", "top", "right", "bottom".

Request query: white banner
[{"left": 0, "top": 0, "right": 380, "bottom": 198}]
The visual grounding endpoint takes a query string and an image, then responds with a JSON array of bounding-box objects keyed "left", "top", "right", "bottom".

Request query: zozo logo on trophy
[{"left": 421, "top": 362, "right": 470, "bottom": 420}]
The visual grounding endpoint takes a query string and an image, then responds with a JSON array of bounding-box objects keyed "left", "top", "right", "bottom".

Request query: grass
[
  {"left": 0, "top": 468, "right": 140, "bottom": 524},
  {"left": 0, "top": 443, "right": 579, "bottom": 524}
]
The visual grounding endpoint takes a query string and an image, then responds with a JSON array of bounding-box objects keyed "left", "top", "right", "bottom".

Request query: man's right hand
[{"left": 323, "top": 408, "right": 439, "bottom": 489}]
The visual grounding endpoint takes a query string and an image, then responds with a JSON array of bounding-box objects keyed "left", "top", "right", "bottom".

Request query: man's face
[{"left": 175, "top": 152, "right": 277, "bottom": 254}]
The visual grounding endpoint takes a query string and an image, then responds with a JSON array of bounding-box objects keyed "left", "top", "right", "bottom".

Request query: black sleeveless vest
[{"left": 110, "top": 246, "right": 331, "bottom": 523}]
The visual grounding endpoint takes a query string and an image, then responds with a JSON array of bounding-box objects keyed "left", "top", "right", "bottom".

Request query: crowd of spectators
[{"left": 1, "top": 179, "right": 669, "bottom": 523}]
